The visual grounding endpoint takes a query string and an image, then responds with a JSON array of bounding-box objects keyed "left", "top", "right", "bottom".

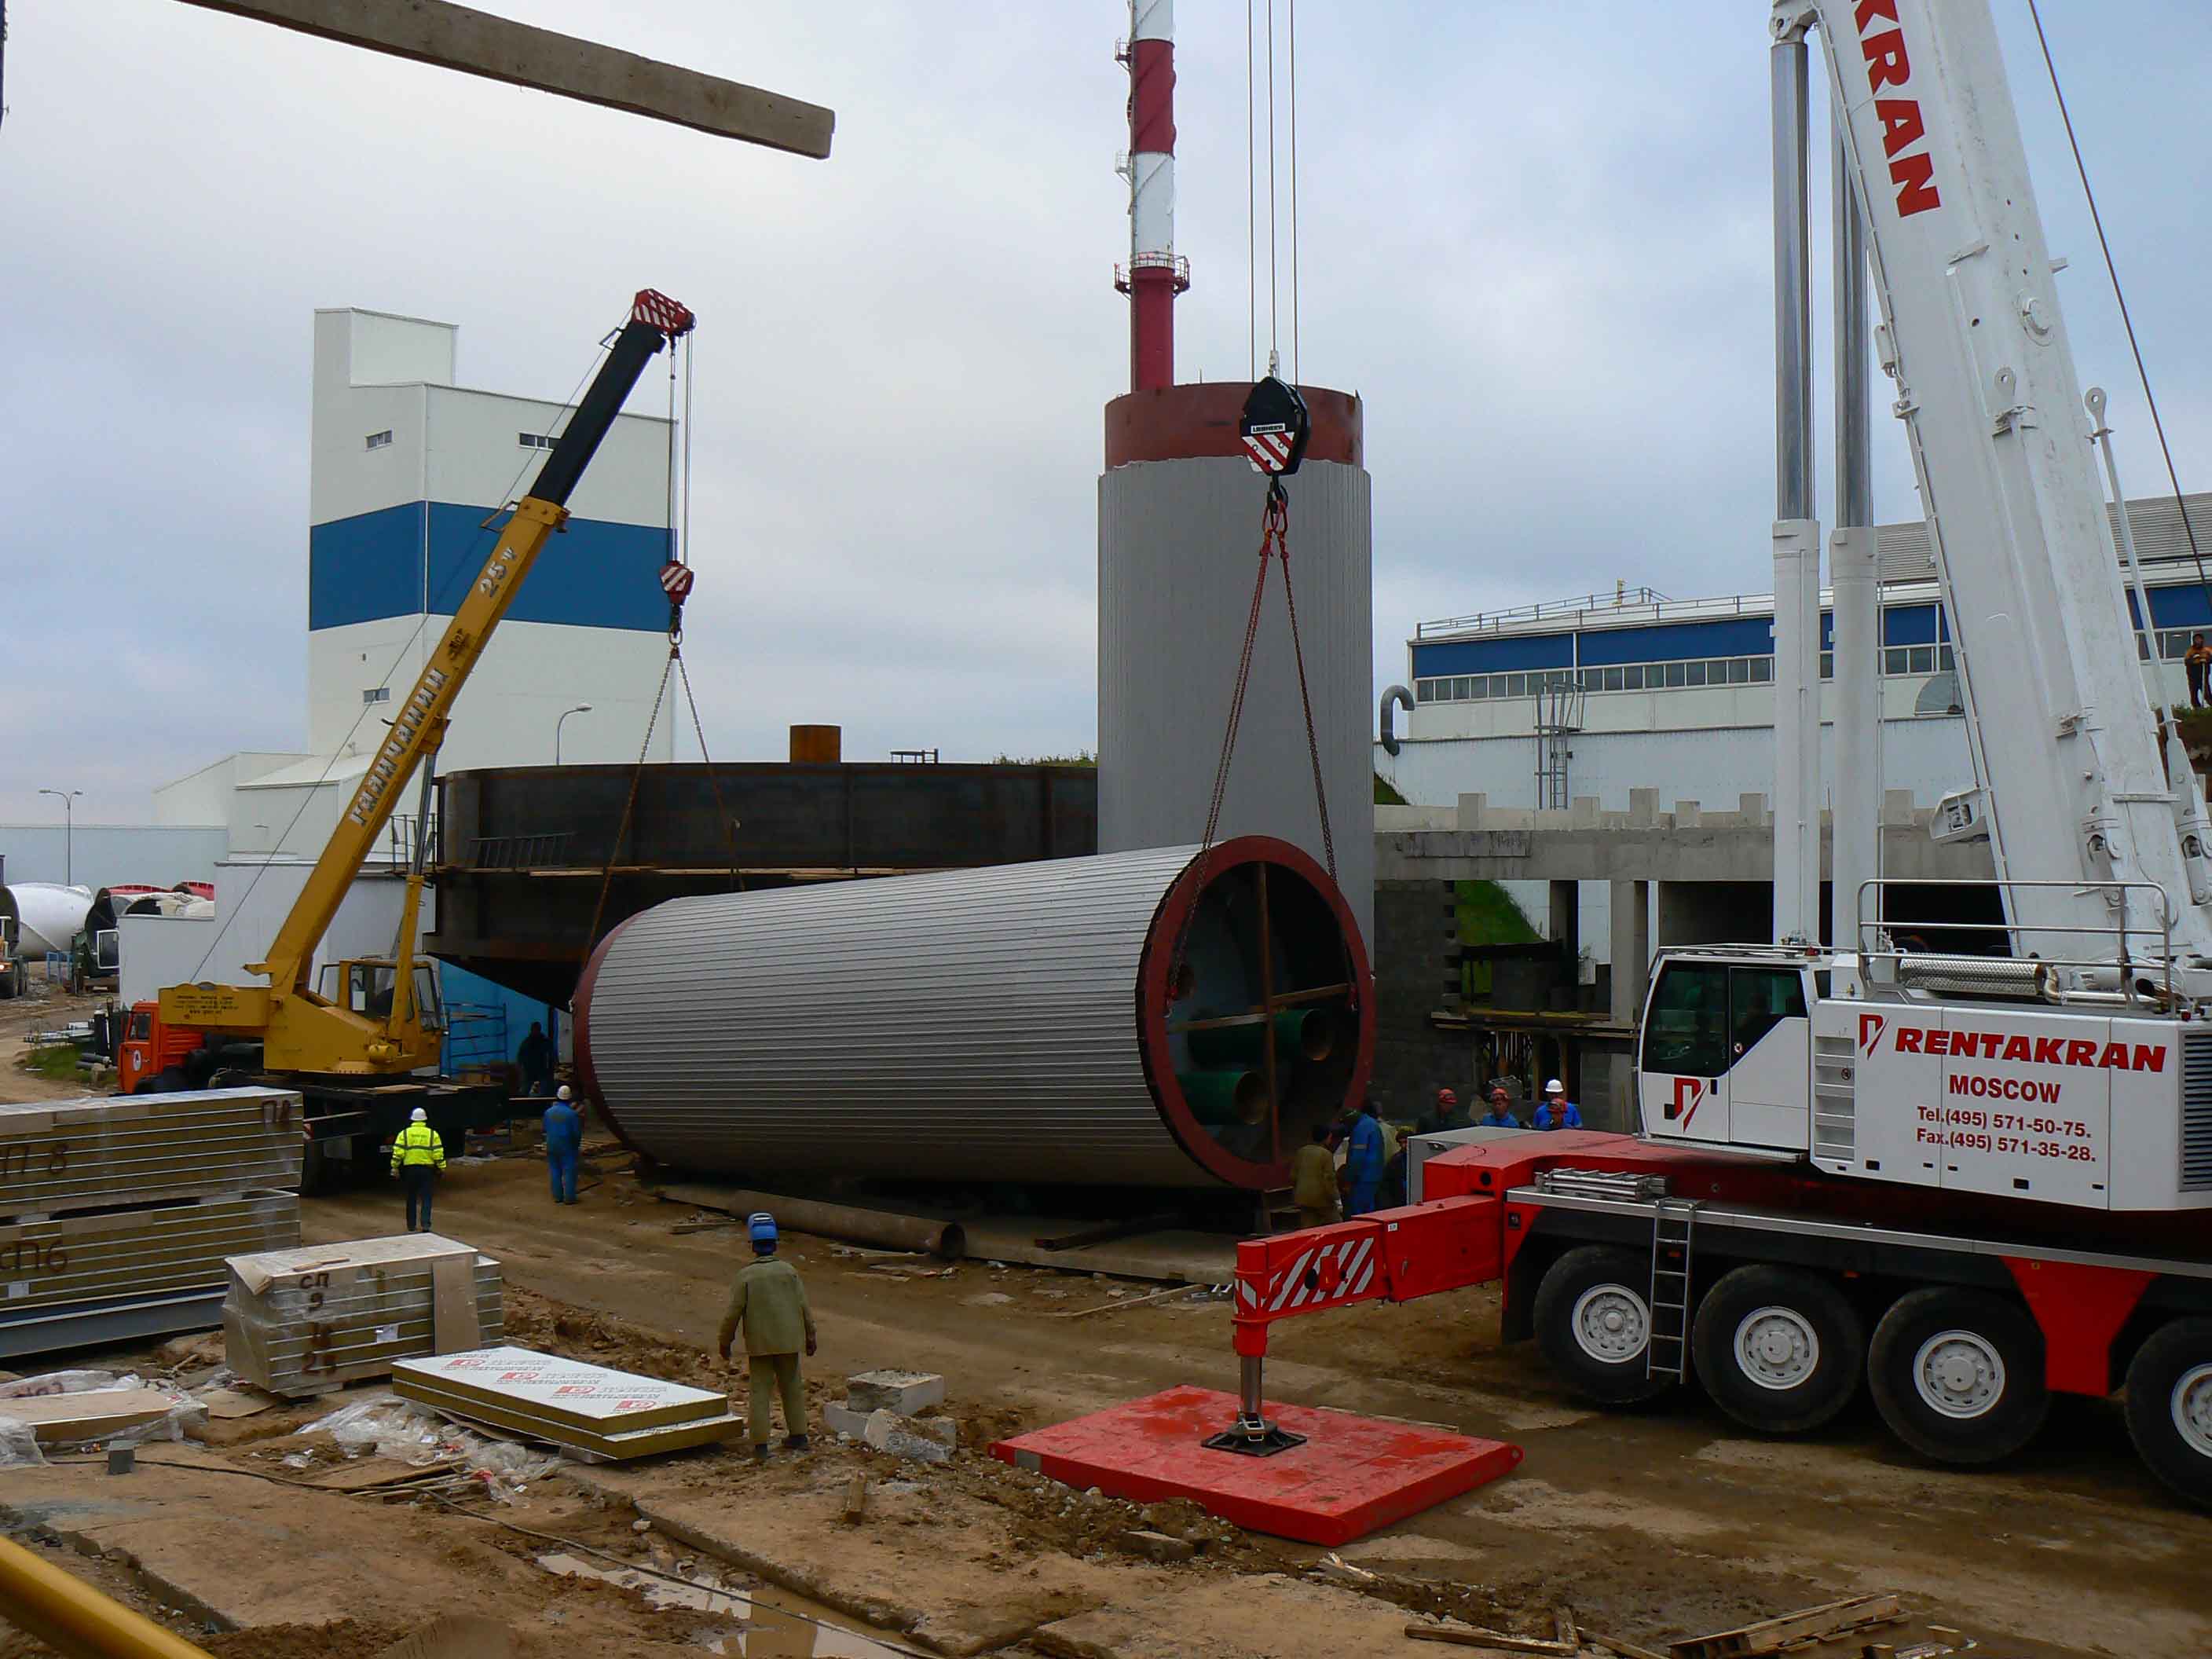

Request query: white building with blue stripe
[{"left": 306, "top": 306, "right": 676, "bottom": 783}]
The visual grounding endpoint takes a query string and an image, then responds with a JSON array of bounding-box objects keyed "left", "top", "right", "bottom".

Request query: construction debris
[
  {"left": 391, "top": 1345, "right": 742, "bottom": 1462},
  {"left": 1404, "top": 1624, "right": 1579, "bottom": 1654},
  {"left": 1668, "top": 1595, "right": 1906, "bottom": 1659},
  {"left": 222, "top": 1234, "right": 505, "bottom": 1397},
  {"left": 0, "top": 1386, "right": 187, "bottom": 1443}
]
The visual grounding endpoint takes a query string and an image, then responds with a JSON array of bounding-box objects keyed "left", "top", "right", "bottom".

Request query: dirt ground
[
  {"left": 0, "top": 985, "right": 110, "bottom": 1104},
  {"left": 0, "top": 1136, "right": 2201, "bottom": 1657}
]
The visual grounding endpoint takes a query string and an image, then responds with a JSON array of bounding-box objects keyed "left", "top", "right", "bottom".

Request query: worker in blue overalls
[
  {"left": 1341, "top": 1097, "right": 1386, "bottom": 1217},
  {"left": 544, "top": 1085, "right": 583, "bottom": 1205}
]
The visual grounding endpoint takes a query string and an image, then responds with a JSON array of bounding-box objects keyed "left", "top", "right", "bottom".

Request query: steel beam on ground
[{"left": 173, "top": 0, "right": 834, "bottom": 157}]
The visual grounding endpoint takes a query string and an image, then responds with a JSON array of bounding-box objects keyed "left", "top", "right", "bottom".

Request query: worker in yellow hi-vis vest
[{"left": 389, "top": 1108, "right": 446, "bottom": 1232}]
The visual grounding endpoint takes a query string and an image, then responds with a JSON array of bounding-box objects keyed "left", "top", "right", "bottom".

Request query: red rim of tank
[{"left": 1135, "top": 835, "right": 1374, "bottom": 1189}]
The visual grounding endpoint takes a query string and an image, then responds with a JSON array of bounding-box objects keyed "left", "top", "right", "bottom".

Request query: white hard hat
[
  {"left": 556, "top": 1085, "right": 572, "bottom": 1101},
  {"left": 410, "top": 1107, "right": 428, "bottom": 1122},
  {"left": 1544, "top": 1079, "right": 1565, "bottom": 1095}
]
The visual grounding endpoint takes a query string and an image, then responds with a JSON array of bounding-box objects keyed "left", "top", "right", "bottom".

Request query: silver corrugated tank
[
  {"left": 573, "top": 837, "right": 1372, "bottom": 1190},
  {"left": 1098, "top": 384, "right": 1374, "bottom": 948}
]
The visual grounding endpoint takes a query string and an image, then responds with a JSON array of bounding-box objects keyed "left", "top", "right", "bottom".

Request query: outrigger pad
[{"left": 991, "top": 1385, "right": 1522, "bottom": 1546}]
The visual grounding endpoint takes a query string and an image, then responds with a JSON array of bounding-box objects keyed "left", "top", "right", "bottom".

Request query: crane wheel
[
  {"left": 1690, "top": 1264, "right": 1863, "bottom": 1435},
  {"left": 2122, "top": 1316, "right": 2212, "bottom": 1511},
  {"left": 143, "top": 1068, "right": 187, "bottom": 1096},
  {"left": 1533, "top": 1246, "right": 1672, "bottom": 1405},
  {"left": 1869, "top": 1287, "right": 2049, "bottom": 1465}
]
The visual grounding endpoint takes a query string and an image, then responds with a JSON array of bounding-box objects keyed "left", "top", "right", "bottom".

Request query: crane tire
[
  {"left": 143, "top": 1068, "right": 187, "bottom": 1096},
  {"left": 1691, "top": 1264, "right": 1863, "bottom": 1435},
  {"left": 1869, "top": 1287, "right": 2048, "bottom": 1465},
  {"left": 1533, "top": 1246, "right": 1672, "bottom": 1405},
  {"left": 2122, "top": 1317, "right": 2212, "bottom": 1511}
]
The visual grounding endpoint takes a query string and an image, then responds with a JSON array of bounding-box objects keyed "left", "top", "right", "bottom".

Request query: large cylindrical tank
[
  {"left": 1, "top": 884, "right": 93, "bottom": 957},
  {"left": 573, "top": 837, "right": 1372, "bottom": 1190},
  {"left": 1098, "top": 383, "right": 1374, "bottom": 949}
]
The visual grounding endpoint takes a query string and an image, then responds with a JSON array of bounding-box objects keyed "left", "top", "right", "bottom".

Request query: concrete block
[
  {"left": 822, "top": 1401, "right": 873, "bottom": 1440},
  {"left": 910, "top": 1415, "right": 958, "bottom": 1448},
  {"left": 1115, "top": 1528, "right": 1195, "bottom": 1564},
  {"left": 1570, "top": 796, "right": 1600, "bottom": 828},
  {"left": 1673, "top": 801, "right": 1701, "bottom": 828},
  {"left": 1740, "top": 792, "right": 1767, "bottom": 823},
  {"left": 1628, "top": 788, "right": 1658, "bottom": 827},
  {"left": 1456, "top": 793, "right": 1488, "bottom": 830},
  {"left": 1884, "top": 788, "right": 1917, "bottom": 825},
  {"left": 848, "top": 1369, "right": 945, "bottom": 1415},
  {"left": 860, "top": 1407, "right": 951, "bottom": 1464}
]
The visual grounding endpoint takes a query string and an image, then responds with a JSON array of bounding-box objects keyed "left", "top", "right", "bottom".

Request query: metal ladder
[{"left": 1645, "top": 1197, "right": 1699, "bottom": 1382}]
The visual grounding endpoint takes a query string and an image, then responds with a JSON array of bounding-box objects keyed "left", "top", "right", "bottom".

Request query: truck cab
[{"left": 117, "top": 1002, "right": 207, "bottom": 1093}]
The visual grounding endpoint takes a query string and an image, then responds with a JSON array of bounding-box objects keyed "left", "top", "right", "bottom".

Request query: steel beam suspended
[{"left": 172, "top": 0, "right": 834, "bottom": 158}]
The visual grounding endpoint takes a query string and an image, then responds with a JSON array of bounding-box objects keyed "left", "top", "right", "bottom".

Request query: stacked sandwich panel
[
  {"left": 393, "top": 1345, "right": 743, "bottom": 1462},
  {"left": 0, "top": 1088, "right": 303, "bottom": 1358},
  {"left": 224, "top": 1235, "right": 505, "bottom": 1397}
]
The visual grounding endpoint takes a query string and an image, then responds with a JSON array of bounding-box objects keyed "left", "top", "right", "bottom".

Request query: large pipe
[
  {"left": 576, "top": 838, "right": 1372, "bottom": 1192},
  {"left": 1378, "top": 684, "right": 1413, "bottom": 759},
  {"left": 1830, "top": 110, "right": 1881, "bottom": 960},
  {"left": 1770, "top": 31, "right": 1821, "bottom": 943},
  {"left": 0, "top": 1532, "right": 218, "bottom": 1659},
  {"left": 1, "top": 884, "right": 93, "bottom": 958},
  {"left": 651, "top": 1184, "right": 965, "bottom": 1260}
]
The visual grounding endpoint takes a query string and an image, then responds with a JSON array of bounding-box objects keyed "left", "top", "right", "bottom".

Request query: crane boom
[
  {"left": 1782, "top": 0, "right": 2212, "bottom": 971},
  {"left": 161, "top": 289, "right": 695, "bottom": 1072}
]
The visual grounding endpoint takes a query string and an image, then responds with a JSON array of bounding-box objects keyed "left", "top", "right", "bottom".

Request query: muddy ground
[{"left": 0, "top": 1134, "right": 2200, "bottom": 1657}]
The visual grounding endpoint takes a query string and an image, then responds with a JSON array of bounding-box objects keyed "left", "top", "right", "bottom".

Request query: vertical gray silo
[{"left": 1097, "top": 383, "right": 1374, "bottom": 949}]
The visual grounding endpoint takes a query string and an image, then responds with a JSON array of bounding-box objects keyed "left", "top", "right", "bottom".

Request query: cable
[
  {"left": 2025, "top": 0, "right": 2212, "bottom": 609},
  {"left": 1245, "top": 0, "right": 1257, "bottom": 380},
  {"left": 1265, "top": 0, "right": 1278, "bottom": 372},
  {"left": 1287, "top": 0, "right": 1299, "bottom": 383}
]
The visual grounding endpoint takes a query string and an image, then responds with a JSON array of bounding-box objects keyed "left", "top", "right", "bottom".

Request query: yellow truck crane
[{"left": 123, "top": 290, "right": 696, "bottom": 1176}]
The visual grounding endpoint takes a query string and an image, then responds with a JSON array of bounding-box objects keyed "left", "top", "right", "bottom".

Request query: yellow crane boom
[{"left": 160, "top": 289, "right": 696, "bottom": 1075}]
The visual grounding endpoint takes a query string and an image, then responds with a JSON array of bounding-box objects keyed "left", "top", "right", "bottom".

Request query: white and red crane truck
[{"left": 1225, "top": 0, "right": 2212, "bottom": 1509}]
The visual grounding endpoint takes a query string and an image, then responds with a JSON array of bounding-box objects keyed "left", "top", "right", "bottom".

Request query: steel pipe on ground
[
  {"left": 654, "top": 1185, "right": 965, "bottom": 1259},
  {"left": 576, "top": 838, "right": 1372, "bottom": 1192}
]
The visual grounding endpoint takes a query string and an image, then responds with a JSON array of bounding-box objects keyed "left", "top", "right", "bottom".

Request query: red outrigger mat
[{"left": 990, "top": 1385, "right": 1523, "bottom": 1547}]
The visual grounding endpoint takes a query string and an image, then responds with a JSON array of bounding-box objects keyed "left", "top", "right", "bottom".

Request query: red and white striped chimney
[{"left": 1119, "top": 0, "right": 1188, "bottom": 393}]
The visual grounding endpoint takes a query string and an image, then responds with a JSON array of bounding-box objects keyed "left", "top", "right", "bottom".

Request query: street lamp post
[
  {"left": 36, "top": 789, "right": 82, "bottom": 887},
  {"left": 555, "top": 705, "right": 593, "bottom": 765}
]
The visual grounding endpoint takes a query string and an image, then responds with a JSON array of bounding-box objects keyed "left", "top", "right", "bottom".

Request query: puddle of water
[{"left": 536, "top": 1552, "right": 908, "bottom": 1657}]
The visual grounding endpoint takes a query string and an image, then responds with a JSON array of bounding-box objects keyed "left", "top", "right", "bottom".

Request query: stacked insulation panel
[
  {"left": 0, "top": 1087, "right": 302, "bottom": 1357},
  {"left": 394, "top": 1346, "right": 742, "bottom": 1462},
  {"left": 224, "top": 1235, "right": 504, "bottom": 1397}
]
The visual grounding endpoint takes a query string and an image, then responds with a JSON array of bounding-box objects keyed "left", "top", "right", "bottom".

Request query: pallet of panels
[
  {"left": 393, "top": 1346, "right": 743, "bottom": 1463},
  {"left": 0, "top": 1088, "right": 303, "bottom": 1219},
  {"left": 223, "top": 1236, "right": 505, "bottom": 1397},
  {"left": 0, "top": 1192, "right": 299, "bottom": 1358}
]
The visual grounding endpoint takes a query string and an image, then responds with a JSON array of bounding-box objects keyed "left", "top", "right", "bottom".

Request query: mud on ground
[{"left": 0, "top": 1148, "right": 2201, "bottom": 1657}]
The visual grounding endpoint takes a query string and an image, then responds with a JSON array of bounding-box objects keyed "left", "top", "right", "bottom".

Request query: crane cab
[{"left": 1635, "top": 946, "right": 1825, "bottom": 1154}]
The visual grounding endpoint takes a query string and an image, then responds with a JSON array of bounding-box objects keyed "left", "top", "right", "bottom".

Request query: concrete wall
[
  {"left": 1371, "top": 880, "right": 1476, "bottom": 1122},
  {"left": 0, "top": 825, "right": 230, "bottom": 891}
]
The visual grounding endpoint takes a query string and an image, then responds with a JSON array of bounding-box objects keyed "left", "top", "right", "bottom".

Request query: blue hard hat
[{"left": 747, "top": 1212, "right": 778, "bottom": 1246}]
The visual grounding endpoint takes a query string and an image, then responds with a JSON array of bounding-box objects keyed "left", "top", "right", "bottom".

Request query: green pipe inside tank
[
  {"left": 1177, "top": 1068, "right": 1269, "bottom": 1126},
  {"left": 1185, "top": 1008, "right": 1335, "bottom": 1071}
]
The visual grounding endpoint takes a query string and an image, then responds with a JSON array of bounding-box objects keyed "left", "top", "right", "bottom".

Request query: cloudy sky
[{"left": 2, "top": 1, "right": 2207, "bottom": 822}]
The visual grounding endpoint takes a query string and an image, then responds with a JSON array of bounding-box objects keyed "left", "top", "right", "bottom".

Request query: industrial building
[{"left": 1378, "top": 490, "right": 2212, "bottom": 967}]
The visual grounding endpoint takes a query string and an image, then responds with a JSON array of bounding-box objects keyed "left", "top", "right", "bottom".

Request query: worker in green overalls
[{"left": 716, "top": 1212, "right": 818, "bottom": 1460}]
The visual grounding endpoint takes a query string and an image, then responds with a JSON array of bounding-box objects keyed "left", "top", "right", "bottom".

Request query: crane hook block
[{"left": 1240, "top": 375, "right": 1311, "bottom": 477}]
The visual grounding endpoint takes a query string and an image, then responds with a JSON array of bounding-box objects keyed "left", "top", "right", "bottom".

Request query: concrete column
[
  {"left": 1610, "top": 880, "right": 1650, "bottom": 1027},
  {"left": 1548, "top": 880, "right": 1580, "bottom": 967}
]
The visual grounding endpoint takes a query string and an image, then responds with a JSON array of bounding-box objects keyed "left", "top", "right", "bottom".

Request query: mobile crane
[
  {"left": 119, "top": 291, "right": 696, "bottom": 1172},
  {"left": 1221, "top": 2, "right": 2212, "bottom": 1507}
]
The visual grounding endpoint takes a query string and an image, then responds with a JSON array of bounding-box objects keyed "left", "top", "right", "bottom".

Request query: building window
[
  {"left": 362, "top": 687, "right": 391, "bottom": 705},
  {"left": 518, "top": 432, "right": 558, "bottom": 450},
  {"left": 1818, "top": 651, "right": 1833, "bottom": 679},
  {"left": 1752, "top": 657, "right": 1773, "bottom": 683},
  {"left": 364, "top": 430, "right": 394, "bottom": 450},
  {"left": 1685, "top": 661, "right": 1708, "bottom": 687}
]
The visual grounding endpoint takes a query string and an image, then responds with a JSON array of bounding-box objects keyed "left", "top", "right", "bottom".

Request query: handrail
[{"left": 1855, "top": 876, "right": 2178, "bottom": 1006}]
